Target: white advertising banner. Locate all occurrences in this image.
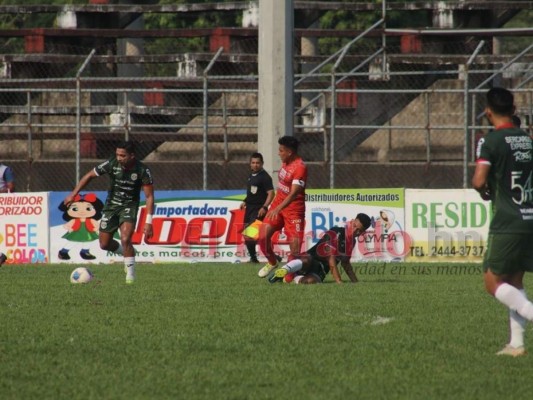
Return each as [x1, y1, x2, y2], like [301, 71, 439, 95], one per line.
[0, 192, 50, 264]
[49, 190, 245, 264]
[49, 189, 406, 264]
[305, 188, 407, 262]
[405, 189, 490, 262]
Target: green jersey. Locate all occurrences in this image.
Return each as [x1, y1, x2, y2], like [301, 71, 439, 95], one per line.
[94, 157, 153, 208]
[476, 125, 533, 233]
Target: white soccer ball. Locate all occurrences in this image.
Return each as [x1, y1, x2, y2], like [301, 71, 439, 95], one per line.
[70, 267, 94, 284]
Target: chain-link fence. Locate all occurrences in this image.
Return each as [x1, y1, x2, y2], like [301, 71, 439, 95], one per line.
[0, 28, 532, 192]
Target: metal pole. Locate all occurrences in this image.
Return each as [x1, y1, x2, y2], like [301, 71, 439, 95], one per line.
[75, 49, 96, 183]
[471, 94, 478, 161]
[464, 41, 485, 188]
[475, 42, 532, 89]
[222, 92, 228, 162]
[124, 92, 130, 141]
[202, 47, 224, 190]
[424, 92, 430, 163]
[330, 72, 336, 189]
[26, 92, 32, 192]
[295, 18, 385, 86]
[382, 0, 387, 77]
[294, 48, 383, 117]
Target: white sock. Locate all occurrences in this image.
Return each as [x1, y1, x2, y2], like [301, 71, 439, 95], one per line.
[114, 242, 124, 256]
[509, 289, 527, 348]
[495, 283, 533, 321]
[124, 257, 135, 279]
[283, 259, 303, 274]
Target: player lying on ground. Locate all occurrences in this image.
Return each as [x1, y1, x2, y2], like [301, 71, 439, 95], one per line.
[269, 213, 371, 284]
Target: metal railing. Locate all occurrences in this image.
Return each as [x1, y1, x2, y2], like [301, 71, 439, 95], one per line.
[0, 48, 532, 192]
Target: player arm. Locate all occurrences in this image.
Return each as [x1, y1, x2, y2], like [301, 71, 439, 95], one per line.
[258, 189, 276, 218]
[328, 255, 344, 284]
[264, 189, 275, 209]
[340, 258, 358, 283]
[64, 169, 98, 205]
[472, 162, 491, 200]
[142, 184, 155, 239]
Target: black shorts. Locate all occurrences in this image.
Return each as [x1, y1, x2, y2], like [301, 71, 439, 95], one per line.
[306, 258, 328, 282]
[244, 204, 262, 225]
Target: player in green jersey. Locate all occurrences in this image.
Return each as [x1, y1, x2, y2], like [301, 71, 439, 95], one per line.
[472, 87, 533, 357]
[64, 141, 155, 284]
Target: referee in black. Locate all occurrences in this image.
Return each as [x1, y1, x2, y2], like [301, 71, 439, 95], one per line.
[240, 153, 275, 263]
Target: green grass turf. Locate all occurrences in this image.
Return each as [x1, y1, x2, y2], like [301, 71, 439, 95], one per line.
[1, 262, 533, 400]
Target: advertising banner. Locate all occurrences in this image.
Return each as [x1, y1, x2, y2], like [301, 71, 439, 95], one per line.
[49, 190, 244, 263]
[0, 192, 50, 264]
[49, 188, 406, 264]
[305, 188, 406, 262]
[405, 189, 490, 262]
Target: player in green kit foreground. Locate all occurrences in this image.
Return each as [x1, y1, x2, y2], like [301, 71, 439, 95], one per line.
[472, 87, 533, 357]
[64, 141, 155, 284]
[269, 213, 371, 284]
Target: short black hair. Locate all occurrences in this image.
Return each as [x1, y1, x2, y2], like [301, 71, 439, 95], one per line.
[487, 87, 514, 116]
[250, 152, 264, 162]
[278, 136, 299, 152]
[356, 213, 371, 231]
[117, 140, 135, 154]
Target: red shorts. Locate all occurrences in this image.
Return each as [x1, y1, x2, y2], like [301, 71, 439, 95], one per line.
[263, 207, 305, 242]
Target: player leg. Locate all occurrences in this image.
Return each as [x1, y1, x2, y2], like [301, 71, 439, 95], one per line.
[487, 270, 531, 356]
[269, 254, 311, 283]
[285, 209, 305, 262]
[245, 239, 259, 263]
[257, 218, 283, 277]
[294, 259, 326, 284]
[484, 234, 533, 356]
[98, 208, 123, 254]
[506, 271, 527, 352]
[289, 259, 325, 284]
[244, 206, 260, 263]
[116, 206, 139, 284]
[98, 231, 116, 251]
[119, 220, 136, 284]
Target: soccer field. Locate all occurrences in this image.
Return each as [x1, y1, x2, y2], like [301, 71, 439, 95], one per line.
[1, 262, 532, 400]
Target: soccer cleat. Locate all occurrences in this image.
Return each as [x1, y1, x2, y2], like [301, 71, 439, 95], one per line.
[0, 252, 6, 266]
[258, 262, 278, 278]
[249, 256, 260, 264]
[125, 264, 135, 284]
[496, 345, 526, 357]
[275, 254, 283, 263]
[268, 268, 288, 283]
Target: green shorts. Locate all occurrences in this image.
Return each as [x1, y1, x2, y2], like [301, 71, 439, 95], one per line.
[483, 233, 533, 275]
[99, 204, 139, 234]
